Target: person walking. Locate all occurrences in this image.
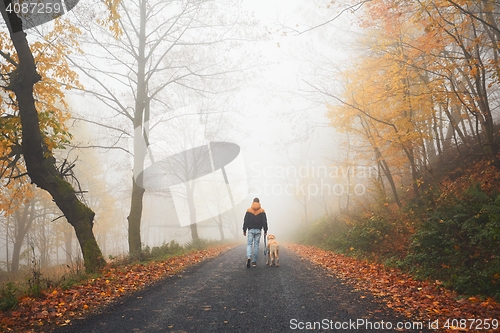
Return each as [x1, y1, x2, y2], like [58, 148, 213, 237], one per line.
[243, 197, 268, 268]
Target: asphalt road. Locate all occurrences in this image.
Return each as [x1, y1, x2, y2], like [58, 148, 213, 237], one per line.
[52, 244, 427, 333]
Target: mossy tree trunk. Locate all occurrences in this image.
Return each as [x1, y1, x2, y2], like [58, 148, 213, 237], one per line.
[1, 2, 106, 273]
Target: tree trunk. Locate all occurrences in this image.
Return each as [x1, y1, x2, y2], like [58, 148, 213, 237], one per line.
[127, 178, 145, 259]
[64, 226, 73, 265]
[127, 127, 147, 258]
[187, 183, 199, 241]
[190, 223, 199, 241]
[1, 4, 106, 273]
[5, 217, 10, 273]
[401, 145, 420, 199]
[218, 215, 225, 241]
[11, 200, 33, 274]
[376, 149, 402, 207]
[38, 204, 49, 269]
[127, 0, 148, 257]
[360, 118, 402, 207]
[11, 230, 23, 275]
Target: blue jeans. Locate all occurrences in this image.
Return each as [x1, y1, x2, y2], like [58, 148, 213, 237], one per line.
[246, 229, 261, 262]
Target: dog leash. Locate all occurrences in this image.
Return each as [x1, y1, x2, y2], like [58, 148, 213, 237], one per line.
[264, 233, 268, 256]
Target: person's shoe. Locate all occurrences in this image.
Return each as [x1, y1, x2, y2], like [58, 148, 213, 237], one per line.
[246, 258, 251, 268]
[252, 262, 257, 267]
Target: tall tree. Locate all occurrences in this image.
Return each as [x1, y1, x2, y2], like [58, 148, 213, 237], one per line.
[414, 0, 500, 166]
[69, 0, 259, 257]
[0, 9, 106, 272]
[9, 190, 35, 274]
[323, 0, 500, 208]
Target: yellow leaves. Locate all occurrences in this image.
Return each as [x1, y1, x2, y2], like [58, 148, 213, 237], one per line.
[0, 21, 82, 217]
[0, 15, 78, 178]
[327, 0, 499, 202]
[0, 182, 34, 215]
[98, 0, 122, 38]
[327, 46, 425, 165]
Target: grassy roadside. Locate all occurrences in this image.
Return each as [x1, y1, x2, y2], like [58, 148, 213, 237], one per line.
[0, 241, 237, 333]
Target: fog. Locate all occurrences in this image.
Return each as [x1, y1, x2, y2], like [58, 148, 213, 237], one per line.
[1, 0, 361, 269]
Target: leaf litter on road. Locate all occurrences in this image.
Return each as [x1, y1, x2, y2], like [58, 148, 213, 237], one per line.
[0, 244, 235, 333]
[288, 244, 500, 332]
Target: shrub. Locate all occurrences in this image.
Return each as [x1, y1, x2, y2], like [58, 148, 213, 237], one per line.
[143, 240, 184, 260]
[296, 215, 348, 250]
[299, 208, 412, 261]
[26, 253, 43, 298]
[0, 282, 18, 311]
[404, 185, 500, 299]
[184, 238, 222, 252]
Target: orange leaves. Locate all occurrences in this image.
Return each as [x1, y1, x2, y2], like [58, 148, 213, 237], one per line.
[288, 244, 500, 327]
[440, 158, 500, 200]
[0, 18, 79, 192]
[0, 244, 234, 332]
[329, 0, 500, 205]
[31, 22, 81, 154]
[97, 0, 122, 38]
[0, 181, 34, 216]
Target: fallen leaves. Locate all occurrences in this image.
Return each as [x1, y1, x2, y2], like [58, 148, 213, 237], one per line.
[0, 244, 235, 333]
[288, 244, 500, 332]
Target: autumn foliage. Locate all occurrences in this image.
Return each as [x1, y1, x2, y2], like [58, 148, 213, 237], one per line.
[0, 3, 107, 272]
[316, 0, 500, 303]
[299, 159, 500, 300]
[0, 20, 81, 166]
[0, 20, 79, 214]
[328, 0, 500, 204]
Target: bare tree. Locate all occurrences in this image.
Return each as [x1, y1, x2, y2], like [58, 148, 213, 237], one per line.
[141, 104, 245, 242]
[9, 195, 36, 274]
[68, 0, 259, 257]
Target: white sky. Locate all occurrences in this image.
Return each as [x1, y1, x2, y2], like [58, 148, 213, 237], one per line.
[208, 0, 360, 238]
[15, 0, 361, 247]
[110, 0, 357, 242]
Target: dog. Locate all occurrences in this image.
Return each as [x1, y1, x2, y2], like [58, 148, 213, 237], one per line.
[266, 234, 279, 267]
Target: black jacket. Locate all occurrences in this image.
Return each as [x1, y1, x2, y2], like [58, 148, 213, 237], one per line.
[243, 202, 268, 232]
